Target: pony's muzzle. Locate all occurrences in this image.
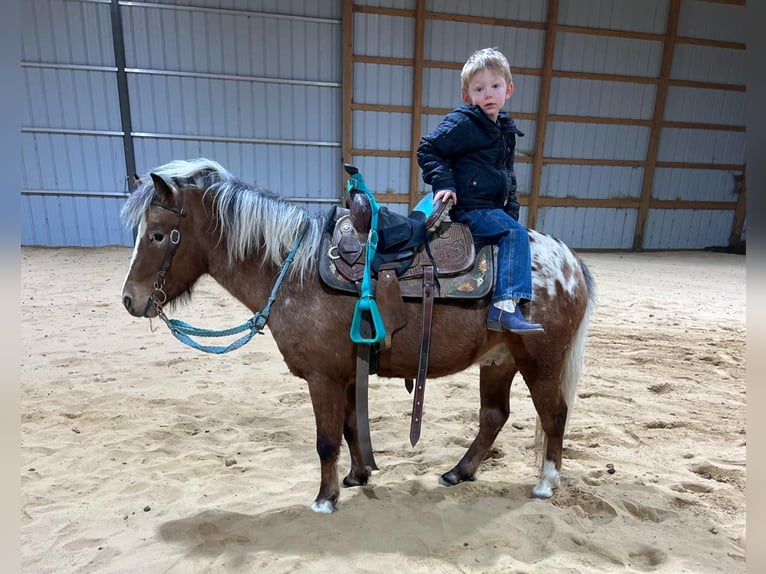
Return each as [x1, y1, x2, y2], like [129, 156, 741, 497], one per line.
[122, 292, 156, 318]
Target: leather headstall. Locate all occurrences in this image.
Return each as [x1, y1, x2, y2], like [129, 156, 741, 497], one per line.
[149, 190, 186, 312]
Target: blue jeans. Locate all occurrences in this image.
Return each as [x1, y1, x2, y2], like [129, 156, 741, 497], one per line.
[451, 208, 533, 303]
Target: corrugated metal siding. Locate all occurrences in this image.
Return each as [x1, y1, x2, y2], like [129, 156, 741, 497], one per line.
[22, 0, 343, 247]
[122, 1, 343, 203]
[643, 209, 734, 249]
[541, 166, 645, 199]
[537, 207, 637, 249]
[22, 0, 127, 247]
[424, 20, 546, 66]
[559, 0, 668, 32]
[23, 0, 746, 250]
[677, 0, 746, 43]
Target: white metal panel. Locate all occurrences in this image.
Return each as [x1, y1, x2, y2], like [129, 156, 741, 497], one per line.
[348, 156, 412, 196]
[143, 0, 341, 19]
[652, 168, 741, 202]
[545, 122, 650, 160]
[559, 0, 668, 33]
[354, 13, 415, 58]
[128, 75, 340, 142]
[133, 139, 342, 207]
[657, 128, 745, 165]
[664, 86, 745, 125]
[643, 209, 734, 249]
[542, 165, 645, 199]
[22, 0, 114, 65]
[677, 0, 746, 43]
[24, 68, 124, 131]
[549, 77, 657, 119]
[670, 44, 745, 85]
[425, 20, 546, 68]
[123, 5, 340, 82]
[354, 63, 414, 107]
[353, 110, 412, 151]
[21, 194, 132, 247]
[21, 133, 126, 195]
[536, 207, 638, 249]
[554, 31, 663, 77]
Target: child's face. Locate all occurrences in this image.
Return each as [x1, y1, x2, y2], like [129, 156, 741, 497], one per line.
[461, 69, 514, 122]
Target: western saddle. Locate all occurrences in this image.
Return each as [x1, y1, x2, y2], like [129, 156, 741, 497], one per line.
[318, 165, 494, 468]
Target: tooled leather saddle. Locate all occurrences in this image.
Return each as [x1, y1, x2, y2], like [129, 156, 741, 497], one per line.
[318, 166, 494, 463]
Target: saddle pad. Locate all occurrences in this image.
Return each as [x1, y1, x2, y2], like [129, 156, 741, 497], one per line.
[319, 235, 494, 300]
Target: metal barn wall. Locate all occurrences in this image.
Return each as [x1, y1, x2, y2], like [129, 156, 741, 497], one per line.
[21, 0, 132, 246]
[344, 0, 746, 249]
[21, 0, 343, 246]
[22, 0, 746, 250]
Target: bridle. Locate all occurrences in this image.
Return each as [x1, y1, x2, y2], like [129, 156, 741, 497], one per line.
[148, 191, 185, 315]
[139, 184, 307, 354]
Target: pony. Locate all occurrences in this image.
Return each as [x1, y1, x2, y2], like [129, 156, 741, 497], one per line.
[120, 158, 595, 514]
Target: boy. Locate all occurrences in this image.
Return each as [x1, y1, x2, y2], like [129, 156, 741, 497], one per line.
[417, 47, 543, 334]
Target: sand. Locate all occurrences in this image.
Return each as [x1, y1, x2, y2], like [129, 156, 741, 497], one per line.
[21, 246, 746, 573]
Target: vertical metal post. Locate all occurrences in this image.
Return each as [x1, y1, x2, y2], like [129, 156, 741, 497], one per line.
[110, 0, 137, 194]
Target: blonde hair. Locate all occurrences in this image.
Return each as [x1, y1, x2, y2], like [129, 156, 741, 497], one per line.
[460, 47, 513, 93]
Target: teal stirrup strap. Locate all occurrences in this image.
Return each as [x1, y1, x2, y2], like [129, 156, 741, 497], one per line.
[347, 170, 386, 344]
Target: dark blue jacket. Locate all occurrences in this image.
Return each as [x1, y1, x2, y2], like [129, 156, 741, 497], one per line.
[417, 104, 524, 220]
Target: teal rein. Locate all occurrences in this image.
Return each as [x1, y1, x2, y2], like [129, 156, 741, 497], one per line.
[156, 226, 307, 354]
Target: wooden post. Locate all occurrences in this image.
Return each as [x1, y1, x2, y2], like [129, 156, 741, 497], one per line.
[729, 169, 746, 247]
[407, 0, 426, 209]
[342, 0, 354, 202]
[632, 0, 680, 251]
[526, 0, 558, 230]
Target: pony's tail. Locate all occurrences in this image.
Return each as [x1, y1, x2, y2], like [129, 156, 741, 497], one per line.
[534, 259, 596, 467]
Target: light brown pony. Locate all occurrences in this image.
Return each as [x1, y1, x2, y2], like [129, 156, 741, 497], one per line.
[121, 158, 595, 514]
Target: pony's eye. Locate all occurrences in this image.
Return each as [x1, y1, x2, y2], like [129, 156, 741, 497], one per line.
[151, 232, 165, 243]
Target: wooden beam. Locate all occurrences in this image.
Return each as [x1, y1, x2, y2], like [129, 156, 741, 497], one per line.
[408, 0, 426, 209]
[426, 11, 545, 30]
[533, 197, 737, 210]
[730, 169, 746, 246]
[557, 24, 664, 42]
[353, 5, 414, 17]
[699, 0, 744, 6]
[668, 78, 746, 92]
[342, 0, 353, 170]
[655, 160, 745, 170]
[543, 158, 646, 167]
[633, 0, 680, 251]
[527, 0, 557, 230]
[350, 148, 409, 158]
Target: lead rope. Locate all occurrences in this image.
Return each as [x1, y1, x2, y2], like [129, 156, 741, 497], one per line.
[155, 226, 307, 354]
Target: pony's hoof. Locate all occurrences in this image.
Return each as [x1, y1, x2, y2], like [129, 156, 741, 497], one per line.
[439, 471, 475, 487]
[311, 499, 337, 514]
[531, 483, 554, 499]
[343, 474, 368, 488]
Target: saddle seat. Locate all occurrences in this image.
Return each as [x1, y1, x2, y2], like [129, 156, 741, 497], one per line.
[320, 204, 493, 301]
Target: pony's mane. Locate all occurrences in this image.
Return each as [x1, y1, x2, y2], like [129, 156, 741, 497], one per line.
[121, 158, 324, 278]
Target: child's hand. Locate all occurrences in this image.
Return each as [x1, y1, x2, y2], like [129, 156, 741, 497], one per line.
[433, 189, 457, 205]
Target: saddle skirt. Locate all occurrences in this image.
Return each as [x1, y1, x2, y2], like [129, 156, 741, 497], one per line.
[319, 209, 494, 300]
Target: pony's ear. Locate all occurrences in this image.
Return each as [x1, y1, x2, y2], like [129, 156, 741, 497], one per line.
[150, 173, 179, 207]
